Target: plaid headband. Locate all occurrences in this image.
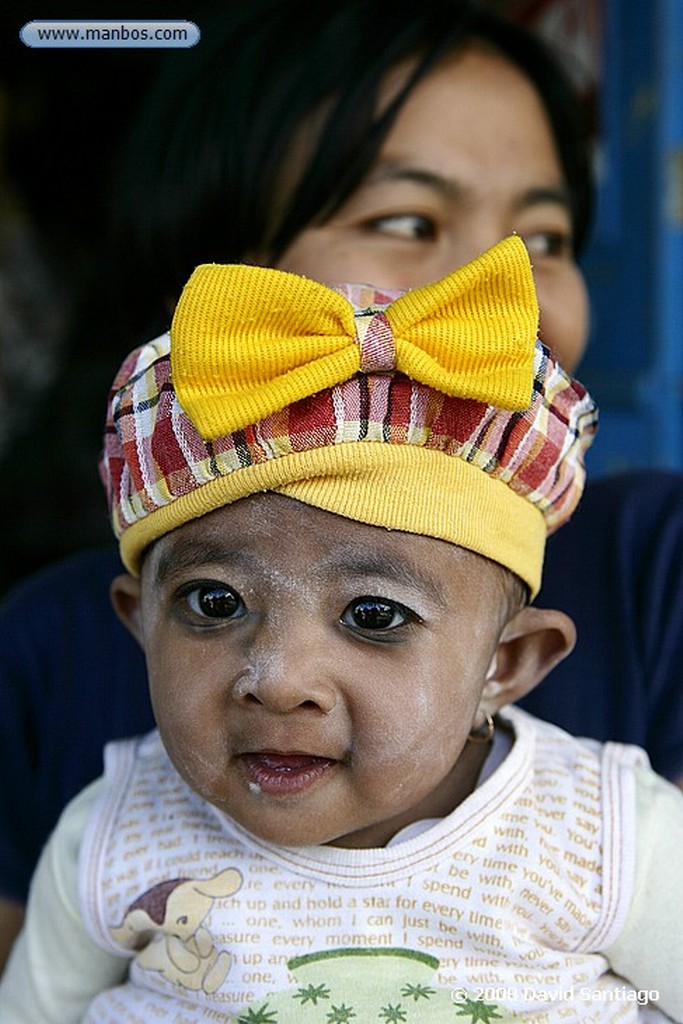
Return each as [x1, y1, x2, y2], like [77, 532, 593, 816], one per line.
[100, 236, 597, 596]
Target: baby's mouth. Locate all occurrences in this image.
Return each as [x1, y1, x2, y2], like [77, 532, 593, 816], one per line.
[240, 752, 337, 795]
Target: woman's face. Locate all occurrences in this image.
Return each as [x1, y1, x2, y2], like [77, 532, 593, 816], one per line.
[277, 44, 589, 372]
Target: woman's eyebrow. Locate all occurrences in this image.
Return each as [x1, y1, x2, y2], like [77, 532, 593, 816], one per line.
[365, 162, 572, 216]
[365, 160, 462, 203]
[514, 184, 572, 215]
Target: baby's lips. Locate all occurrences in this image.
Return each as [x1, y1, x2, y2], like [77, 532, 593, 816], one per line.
[243, 752, 336, 772]
[240, 751, 338, 794]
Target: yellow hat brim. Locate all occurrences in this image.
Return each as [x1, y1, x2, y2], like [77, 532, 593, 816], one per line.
[120, 441, 545, 596]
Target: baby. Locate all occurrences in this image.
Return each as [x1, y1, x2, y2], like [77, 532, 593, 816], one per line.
[1, 236, 681, 1023]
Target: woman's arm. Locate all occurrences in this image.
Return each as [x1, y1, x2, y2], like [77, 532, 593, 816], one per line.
[0, 780, 129, 1023]
[605, 763, 683, 1021]
[0, 898, 24, 976]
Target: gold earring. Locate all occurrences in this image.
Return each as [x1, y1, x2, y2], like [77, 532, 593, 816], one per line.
[468, 712, 495, 744]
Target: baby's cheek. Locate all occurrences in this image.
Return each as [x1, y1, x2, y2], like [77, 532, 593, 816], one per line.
[161, 726, 232, 808]
[150, 643, 225, 715]
[150, 664, 229, 774]
[359, 680, 468, 781]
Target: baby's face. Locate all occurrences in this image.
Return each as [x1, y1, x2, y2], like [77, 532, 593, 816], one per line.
[133, 493, 510, 848]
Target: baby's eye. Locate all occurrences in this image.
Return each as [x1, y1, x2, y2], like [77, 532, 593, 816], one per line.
[365, 213, 436, 240]
[183, 584, 245, 620]
[522, 230, 573, 260]
[340, 596, 415, 633]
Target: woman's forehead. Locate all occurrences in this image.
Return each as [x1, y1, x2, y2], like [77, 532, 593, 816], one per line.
[375, 44, 562, 178]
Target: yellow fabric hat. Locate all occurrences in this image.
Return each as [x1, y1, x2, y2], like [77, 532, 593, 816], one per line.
[100, 236, 598, 596]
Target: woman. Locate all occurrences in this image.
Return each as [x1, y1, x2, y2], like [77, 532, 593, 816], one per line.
[2, 0, 682, 972]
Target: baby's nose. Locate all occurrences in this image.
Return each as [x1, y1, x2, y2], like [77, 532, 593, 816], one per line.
[231, 641, 337, 715]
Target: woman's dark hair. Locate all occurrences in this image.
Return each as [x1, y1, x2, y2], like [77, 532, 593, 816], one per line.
[110, 0, 593, 337]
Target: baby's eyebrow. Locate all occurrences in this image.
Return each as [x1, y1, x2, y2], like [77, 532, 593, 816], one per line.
[153, 538, 250, 585]
[320, 549, 448, 608]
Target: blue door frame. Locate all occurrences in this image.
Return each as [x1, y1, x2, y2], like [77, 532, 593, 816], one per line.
[579, 0, 683, 477]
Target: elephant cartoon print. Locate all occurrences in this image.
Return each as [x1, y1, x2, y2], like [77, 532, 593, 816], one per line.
[110, 867, 243, 995]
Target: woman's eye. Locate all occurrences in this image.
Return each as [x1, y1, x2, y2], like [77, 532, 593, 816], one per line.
[341, 596, 415, 633]
[522, 230, 573, 259]
[183, 584, 245, 620]
[365, 214, 436, 240]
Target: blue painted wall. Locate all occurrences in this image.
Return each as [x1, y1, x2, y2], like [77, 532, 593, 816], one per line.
[578, 0, 683, 476]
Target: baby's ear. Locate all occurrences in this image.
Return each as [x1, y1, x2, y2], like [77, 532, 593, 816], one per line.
[480, 607, 576, 713]
[110, 574, 144, 647]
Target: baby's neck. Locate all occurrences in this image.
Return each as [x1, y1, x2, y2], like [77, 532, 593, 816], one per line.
[328, 731, 498, 851]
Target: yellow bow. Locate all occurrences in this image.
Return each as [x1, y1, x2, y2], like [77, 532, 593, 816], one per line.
[171, 235, 539, 440]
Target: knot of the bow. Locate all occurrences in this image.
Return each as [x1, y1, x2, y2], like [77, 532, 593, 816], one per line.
[354, 310, 396, 373]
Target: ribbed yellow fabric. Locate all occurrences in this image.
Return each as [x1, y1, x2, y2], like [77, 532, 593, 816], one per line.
[121, 442, 546, 597]
[386, 237, 538, 397]
[171, 235, 538, 440]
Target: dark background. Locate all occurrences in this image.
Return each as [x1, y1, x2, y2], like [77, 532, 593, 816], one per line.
[0, 2, 193, 594]
[2, 1, 681, 598]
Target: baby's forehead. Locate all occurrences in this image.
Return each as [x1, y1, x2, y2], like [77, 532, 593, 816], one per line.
[145, 492, 504, 604]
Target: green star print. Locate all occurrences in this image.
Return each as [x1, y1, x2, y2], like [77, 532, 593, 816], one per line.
[325, 1005, 356, 1023]
[237, 1005, 279, 1024]
[293, 982, 331, 1006]
[378, 1004, 409, 1022]
[454, 995, 503, 1022]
